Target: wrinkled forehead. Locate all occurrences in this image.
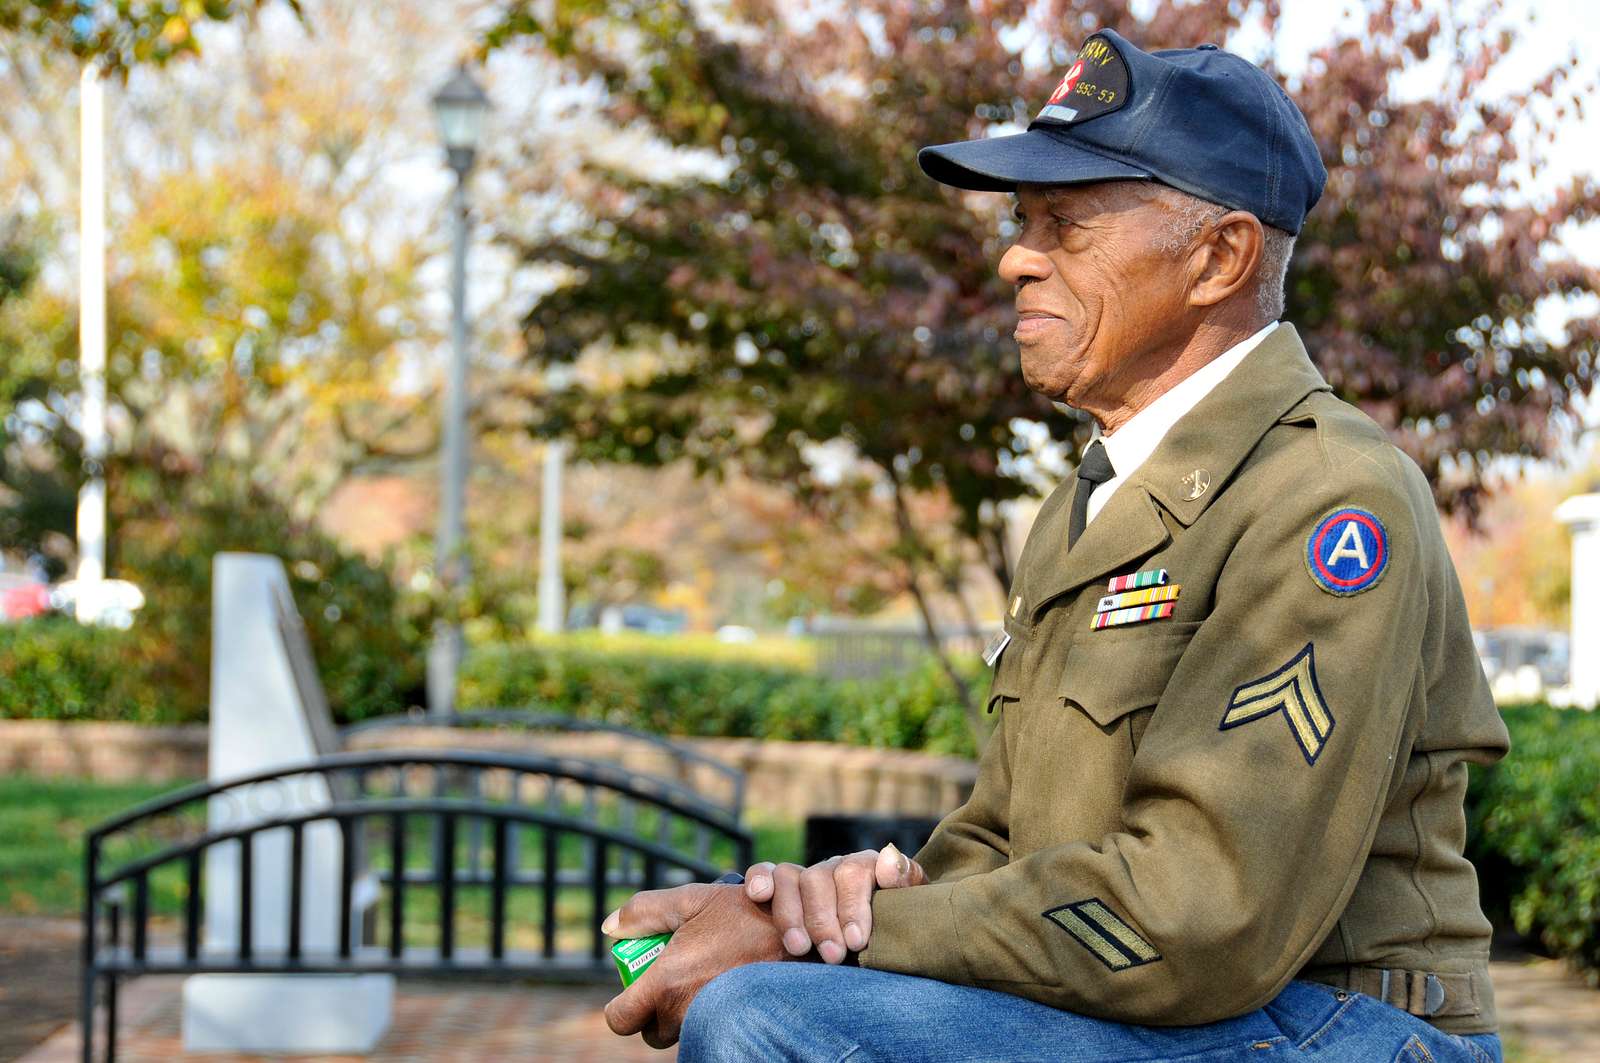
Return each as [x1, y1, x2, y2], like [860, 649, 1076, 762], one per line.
[1014, 180, 1165, 214]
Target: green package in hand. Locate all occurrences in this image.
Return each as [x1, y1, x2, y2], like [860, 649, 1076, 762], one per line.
[612, 932, 671, 987]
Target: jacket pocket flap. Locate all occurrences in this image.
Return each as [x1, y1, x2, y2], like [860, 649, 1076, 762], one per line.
[1060, 622, 1198, 727]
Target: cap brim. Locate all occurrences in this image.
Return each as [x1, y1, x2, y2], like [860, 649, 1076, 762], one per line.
[917, 128, 1151, 192]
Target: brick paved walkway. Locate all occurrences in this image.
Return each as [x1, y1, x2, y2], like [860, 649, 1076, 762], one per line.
[1489, 949, 1600, 1062]
[19, 977, 668, 1063]
[0, 918, 78, 1063]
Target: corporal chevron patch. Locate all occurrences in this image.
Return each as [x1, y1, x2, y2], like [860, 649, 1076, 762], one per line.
[1219, 643, 1335, 765]
[1043, 898, 1161, 971]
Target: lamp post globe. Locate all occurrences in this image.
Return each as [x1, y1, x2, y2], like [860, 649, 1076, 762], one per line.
[432, 65, 490, 175]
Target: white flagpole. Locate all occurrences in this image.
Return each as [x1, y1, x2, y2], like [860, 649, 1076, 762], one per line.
[75, 62, 108, 623]
[536, 440, 565, 634]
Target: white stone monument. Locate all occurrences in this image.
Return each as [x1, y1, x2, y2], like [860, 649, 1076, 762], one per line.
[1555, 493, 1600, 709]
[182, 553, 393, 1053]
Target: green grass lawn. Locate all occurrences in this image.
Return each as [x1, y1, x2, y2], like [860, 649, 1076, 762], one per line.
[0, 774, 183, 916]
[0, 773, 803, 923]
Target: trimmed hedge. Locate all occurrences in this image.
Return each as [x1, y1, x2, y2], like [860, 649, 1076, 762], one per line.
[0, 617, 172, 723]
[460, 638, 982, 758]
[0, 625, 981, 756]
[0, 457, 424, 724]
[0, 596, 417, 726]
[1466, 705, 1600, 982]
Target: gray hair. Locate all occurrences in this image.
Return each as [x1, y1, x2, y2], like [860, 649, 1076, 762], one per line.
[1149, 186, 1295, 321]
[1255, 225, 1295, 320]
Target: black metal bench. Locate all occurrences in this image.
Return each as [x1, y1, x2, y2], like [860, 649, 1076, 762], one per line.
[80, 748, 753, 1062]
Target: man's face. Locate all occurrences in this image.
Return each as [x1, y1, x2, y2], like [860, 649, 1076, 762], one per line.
[1000, 182, 1197, 415]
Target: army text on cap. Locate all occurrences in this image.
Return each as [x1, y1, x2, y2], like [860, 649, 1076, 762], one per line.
[1034, 34, 1131, 128]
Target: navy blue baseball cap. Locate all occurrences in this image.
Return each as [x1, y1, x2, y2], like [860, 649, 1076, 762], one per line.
[919, 29, 1326, 234]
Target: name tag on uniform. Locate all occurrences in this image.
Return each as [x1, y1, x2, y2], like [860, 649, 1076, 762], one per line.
[982, 630, 1011, 667]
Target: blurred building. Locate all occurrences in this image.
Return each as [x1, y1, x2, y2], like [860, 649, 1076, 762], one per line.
[1473, 626, 1571, 705]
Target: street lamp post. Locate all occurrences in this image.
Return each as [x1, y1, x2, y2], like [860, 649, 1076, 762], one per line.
[427, 66, 490, 717]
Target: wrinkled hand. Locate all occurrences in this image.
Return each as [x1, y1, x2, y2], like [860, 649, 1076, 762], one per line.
[601, 882, 785, 1049]
[745, 843, 927, 964]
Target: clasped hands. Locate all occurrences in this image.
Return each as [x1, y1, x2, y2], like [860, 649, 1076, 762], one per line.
[602, 844, 928, 1047]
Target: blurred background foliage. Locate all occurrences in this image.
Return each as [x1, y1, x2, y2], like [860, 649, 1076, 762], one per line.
[1467, 706, 1600, 983]
[0, 452, 424, 722]
[0, 0, 299, 72]
[461, 635, 979, 754]
[476, 0, 1599, 724]
[0, 0, 1595, 733]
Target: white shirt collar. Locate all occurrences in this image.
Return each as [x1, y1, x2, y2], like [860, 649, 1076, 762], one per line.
[1084, 322, 1277, 524]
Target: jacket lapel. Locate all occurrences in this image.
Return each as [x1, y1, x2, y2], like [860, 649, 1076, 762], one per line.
[1018, 473, 1171, 623]
[1138, 323, 1330, 526]
[1025, 324, 1331, 618]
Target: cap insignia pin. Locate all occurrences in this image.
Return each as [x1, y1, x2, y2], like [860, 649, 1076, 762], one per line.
[1180, 469, 1210, 502]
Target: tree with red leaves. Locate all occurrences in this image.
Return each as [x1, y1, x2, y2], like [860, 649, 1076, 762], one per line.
[484, 0, 1598, 728]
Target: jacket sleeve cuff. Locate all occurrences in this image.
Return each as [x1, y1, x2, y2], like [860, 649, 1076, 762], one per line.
[856, 881, 974, 985]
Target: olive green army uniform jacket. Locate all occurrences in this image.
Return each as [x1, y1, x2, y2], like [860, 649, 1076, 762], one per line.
[858, 324, 1510, 1035]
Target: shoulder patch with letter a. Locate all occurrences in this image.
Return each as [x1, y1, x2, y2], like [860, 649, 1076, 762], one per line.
[1219, 643, 1334, 765]
[1306, 507, 1389, 595]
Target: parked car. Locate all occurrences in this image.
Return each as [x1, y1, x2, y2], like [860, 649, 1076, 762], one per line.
[0, 575, 51, 621]
[1474, 626, 1570, 703]
[568, 601, 689, 636]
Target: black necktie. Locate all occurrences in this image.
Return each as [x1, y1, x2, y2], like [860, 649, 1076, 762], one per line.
[1069, 440, 1116, 549]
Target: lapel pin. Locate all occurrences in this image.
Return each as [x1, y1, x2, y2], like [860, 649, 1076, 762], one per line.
[1180, 468, 1210, 502]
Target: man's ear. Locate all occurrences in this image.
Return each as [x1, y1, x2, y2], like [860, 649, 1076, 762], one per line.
[1187, 211, 1264, 308]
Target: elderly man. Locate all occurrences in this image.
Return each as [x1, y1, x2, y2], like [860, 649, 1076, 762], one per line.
[602, 28, 1509, 1062]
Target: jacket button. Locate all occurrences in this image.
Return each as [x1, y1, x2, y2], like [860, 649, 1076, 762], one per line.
[1334, 990, 1350, 1001]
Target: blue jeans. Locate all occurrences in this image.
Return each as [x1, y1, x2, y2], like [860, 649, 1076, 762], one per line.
[679, 963, 1504, 1062]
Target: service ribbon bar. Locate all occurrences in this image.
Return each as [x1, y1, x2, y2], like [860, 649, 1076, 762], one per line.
[1106, 569, 1168, 594]
[1096, 584, 1181, 614]
[1091, 601, 1176, 631]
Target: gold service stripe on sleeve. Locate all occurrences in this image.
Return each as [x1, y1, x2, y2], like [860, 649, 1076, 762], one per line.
[1078, 901, 1160, 962]
[1050, 908, 1134, 970]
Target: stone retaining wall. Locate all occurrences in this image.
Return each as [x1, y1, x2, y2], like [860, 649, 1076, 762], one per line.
[0, 720, 975, 821]
[2, 721, 208, 784]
